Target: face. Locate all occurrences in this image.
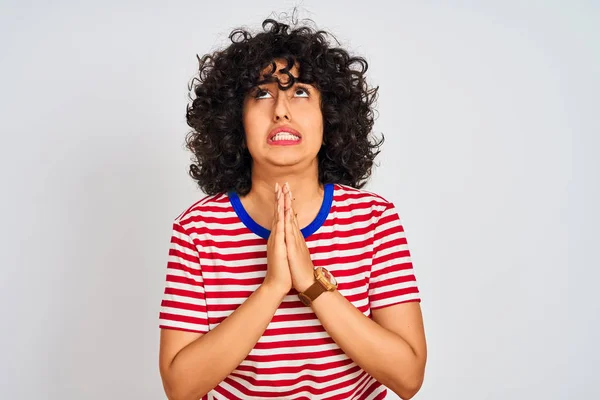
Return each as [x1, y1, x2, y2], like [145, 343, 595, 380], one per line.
[242, 59, 323, 170]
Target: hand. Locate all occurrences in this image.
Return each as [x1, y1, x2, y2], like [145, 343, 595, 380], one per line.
[282, 182, 316, 293]
[263, 182, 292, 296]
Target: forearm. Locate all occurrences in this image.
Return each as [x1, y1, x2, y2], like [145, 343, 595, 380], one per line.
[310, 290, 424, 399]
[165, 284, 286, 400]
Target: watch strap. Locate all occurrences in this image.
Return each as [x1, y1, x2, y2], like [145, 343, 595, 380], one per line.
[302, 280, 328, 303]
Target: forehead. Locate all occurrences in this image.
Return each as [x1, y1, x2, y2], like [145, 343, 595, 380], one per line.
[258, 59, 300, 83]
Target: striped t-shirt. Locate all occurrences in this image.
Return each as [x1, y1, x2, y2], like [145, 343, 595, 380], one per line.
[158, 182, 421, 400]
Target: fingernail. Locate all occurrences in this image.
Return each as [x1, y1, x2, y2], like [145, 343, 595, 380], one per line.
[275, 182, 279, 193]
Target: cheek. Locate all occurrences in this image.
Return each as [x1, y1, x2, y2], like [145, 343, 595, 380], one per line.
[298, 106, 323, 130]
[242, 110, 264, 142]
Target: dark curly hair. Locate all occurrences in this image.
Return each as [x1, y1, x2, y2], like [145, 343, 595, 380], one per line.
[185, 12, 384, 196]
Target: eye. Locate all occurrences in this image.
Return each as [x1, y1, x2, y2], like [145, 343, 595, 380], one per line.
[252, 85, 311, 99]
[254, 88, 271, 99]
[294, 86, 310, 97]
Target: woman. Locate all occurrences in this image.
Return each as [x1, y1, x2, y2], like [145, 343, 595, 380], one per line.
[158, 15, 427, 400]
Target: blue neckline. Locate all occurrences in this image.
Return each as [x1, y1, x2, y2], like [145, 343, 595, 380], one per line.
[228, 183, 334, 240]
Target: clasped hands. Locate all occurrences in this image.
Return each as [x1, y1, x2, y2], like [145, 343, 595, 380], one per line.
[265, 182, 316, 295]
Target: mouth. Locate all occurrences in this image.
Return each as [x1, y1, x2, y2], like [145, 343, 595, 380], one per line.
[267, 126, 302, 146]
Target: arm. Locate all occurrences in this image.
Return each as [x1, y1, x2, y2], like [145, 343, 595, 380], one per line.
[286, 192, 426, 399]
[298, 290, 426, 399]
[161, 185, 293, 399]
[159, 283, 287, 400]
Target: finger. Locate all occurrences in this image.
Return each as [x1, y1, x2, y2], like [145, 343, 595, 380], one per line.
[285, 201, 295, 241]
[285, 183, 291, 215]
[292, 207, 299, 229]
[285, 184, 293, 225]
[273, 182, 279, 224]
[288, 187, 298, 228]
[288, 189, 299, 230]
[282, 182, 288, 212]
[277, 184, 285, 236]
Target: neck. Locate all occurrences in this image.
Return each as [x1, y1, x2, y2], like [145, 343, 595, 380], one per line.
[243, 164, 324, 216]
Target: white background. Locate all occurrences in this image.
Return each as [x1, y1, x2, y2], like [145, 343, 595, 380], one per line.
[1, 1, 598, 399]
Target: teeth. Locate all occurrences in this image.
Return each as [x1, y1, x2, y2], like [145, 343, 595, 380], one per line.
[272, 132, 300, 141]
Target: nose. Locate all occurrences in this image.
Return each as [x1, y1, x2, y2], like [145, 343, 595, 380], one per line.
[273, 90, 291, 122]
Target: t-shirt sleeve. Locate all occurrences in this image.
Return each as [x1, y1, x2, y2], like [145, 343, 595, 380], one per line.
[369, 202, 421, 309]
[158, 221, 209, 334]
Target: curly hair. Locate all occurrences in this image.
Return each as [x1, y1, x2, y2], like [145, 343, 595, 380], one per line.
[184, 13, 384, 196]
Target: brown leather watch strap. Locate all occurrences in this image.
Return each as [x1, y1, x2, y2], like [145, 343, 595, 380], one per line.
[303, 280, 327, 302]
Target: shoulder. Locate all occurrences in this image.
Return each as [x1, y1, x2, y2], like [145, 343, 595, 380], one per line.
[334, 183, 395, 216]
[172, 191, 231, 229]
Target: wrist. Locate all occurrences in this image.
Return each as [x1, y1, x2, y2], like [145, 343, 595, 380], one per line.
[261, 281, 290, 299]
[296, 276, 316, 293]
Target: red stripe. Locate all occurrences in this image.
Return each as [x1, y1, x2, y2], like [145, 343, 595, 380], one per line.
[158, 312, 207, 326]
[201, 236, 267, 249]
[163, 287, 205, 300]
[252, 336, 334, 350]
[230, 364, 361, 387]
[168, 247, 199, 264]
[259, 324, 327, 337]
[373, 251, 411, 267]
[166, 260, 202, 276]
[199, 249, 267, 262]
[203, 276, 264, 286]
[160, 299, 206, 313]
[158, 325, 206, 334]
[370, 298, 421, 310]
[371, 261, 413, 279]
[373, 235, 408, 255]
[243, 348, 344, 363]
[370, 286, 420, 302]
[166, 274, 203, 288]
[370, 273, 417, 288]
[170, 233, 197, 251]
[236, 357, 354, 375]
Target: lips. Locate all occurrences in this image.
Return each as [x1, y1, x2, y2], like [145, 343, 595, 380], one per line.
[268, 125, 302, 141]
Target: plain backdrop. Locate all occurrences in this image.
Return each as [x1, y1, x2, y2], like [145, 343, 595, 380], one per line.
[1, 1, 598, 399]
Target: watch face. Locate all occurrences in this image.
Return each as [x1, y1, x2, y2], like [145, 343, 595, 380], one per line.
[322, 268, 337, 286]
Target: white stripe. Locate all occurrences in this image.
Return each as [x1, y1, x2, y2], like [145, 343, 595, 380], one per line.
[159, 306, 206, 319]
[233, 361, 357, 380]
[202, 270, 266, 280]
[370, 292, 420, 309]
[370, 263, 414, 282]
[164, 267, 203, 282]
[247, 342, 342, 357]
[255, 331, 339, 343]
[208, 284, 262, 292]
[238, 352, 351, 369]
[165, 280, 204, 293]
[162, 293, 205, 306]
[158, 320, 206, 332]
[369, 280, 418, 295]
[200, 257, 268, 267]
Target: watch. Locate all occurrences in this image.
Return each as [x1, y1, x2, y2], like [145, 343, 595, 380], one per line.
[298, 267, 338, 306]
